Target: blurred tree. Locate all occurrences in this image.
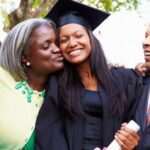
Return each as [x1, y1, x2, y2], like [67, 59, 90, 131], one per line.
[87, 0, 138, 12]
[1, 0, 138, 32]
[2, 0, 56, 32]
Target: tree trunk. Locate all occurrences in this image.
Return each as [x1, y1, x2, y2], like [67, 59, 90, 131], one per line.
[4, 0, 84, 32]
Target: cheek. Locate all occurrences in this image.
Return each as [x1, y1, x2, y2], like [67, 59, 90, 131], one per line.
[86, 42, 92, 53]
[61, 52, 68, 60]
[60, 50, 68, 60]
[85, 36, 91, 48]
[59, 45, 67, 54]
[36, 53, 52, 63]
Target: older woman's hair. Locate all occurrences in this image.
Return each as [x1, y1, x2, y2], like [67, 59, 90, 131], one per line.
[0, 18, 56, 81]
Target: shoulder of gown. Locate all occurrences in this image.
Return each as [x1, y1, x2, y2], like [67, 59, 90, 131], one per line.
[111, 67, 143, 121]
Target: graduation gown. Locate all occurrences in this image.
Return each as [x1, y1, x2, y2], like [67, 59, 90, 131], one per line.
[35, 68, 143, 150]
[134, 77, 150, 150]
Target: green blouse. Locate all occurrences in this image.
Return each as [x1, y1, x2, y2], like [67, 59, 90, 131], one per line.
[0, 66, 44, 150]
[22, 132, 35, 150]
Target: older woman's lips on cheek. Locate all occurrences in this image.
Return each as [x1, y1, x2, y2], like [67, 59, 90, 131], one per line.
[55, 56, 64, 62]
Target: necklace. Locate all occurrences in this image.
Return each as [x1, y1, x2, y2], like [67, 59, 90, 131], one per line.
[15, 80, 45, 103]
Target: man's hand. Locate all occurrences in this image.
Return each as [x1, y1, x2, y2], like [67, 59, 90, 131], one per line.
[135, 63, 146, 76]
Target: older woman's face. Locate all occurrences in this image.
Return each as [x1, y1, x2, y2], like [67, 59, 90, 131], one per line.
[58, 23, 91, 64]
[23, 25, 64, 75]
[143, 25, 150, 62]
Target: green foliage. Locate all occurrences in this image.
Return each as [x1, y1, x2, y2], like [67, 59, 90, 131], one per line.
[1, 9, 10, 32]
[0, 0, 6, 3]
[32, 0, 43, 9]
[31, 0, 51, 17]
[0, 0, 15, 21]
[88, 0, 95, 3]
[40, 1, 52, 18]
[0, 0, 140, 35]
[86, 0, 139, 12]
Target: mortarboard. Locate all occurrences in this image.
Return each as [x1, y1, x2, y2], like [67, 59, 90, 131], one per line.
[46, 0, 110, 31]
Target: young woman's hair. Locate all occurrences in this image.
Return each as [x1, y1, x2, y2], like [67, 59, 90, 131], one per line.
[58, 28, 127, 119]
[0, 18, 56, 81]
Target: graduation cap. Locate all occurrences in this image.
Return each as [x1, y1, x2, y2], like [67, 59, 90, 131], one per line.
[46, 0, 110, 31]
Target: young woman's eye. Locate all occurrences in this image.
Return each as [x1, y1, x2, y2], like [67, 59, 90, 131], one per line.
[59, 38, 68, 43]
[43, 42, 50, 50]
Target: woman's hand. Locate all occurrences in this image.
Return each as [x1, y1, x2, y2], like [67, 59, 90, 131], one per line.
[114, 123, 140, 150]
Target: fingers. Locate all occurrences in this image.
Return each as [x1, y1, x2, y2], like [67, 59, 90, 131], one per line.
[115, 127, 140, 150]
[143, 62, 150, 73]
[115, 134, 129, 150]
[135, 63, 146, 76]
[121, 122, 127, 128]
[122, 126, 140, 141]
[135, 62, 150, 76]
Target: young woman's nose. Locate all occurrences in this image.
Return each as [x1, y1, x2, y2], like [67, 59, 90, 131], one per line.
[68, 37, 77, 48]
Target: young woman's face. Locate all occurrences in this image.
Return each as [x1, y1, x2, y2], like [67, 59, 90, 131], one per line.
[58, 23, 91, 64]
[143, 24, 150, 62]
[22, 25, 64, 75]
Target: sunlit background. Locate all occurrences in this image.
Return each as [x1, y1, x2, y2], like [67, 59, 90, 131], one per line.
[95, 0, 150, 68]
[95, 11, 146, 68]
[0, 0, 150, 68]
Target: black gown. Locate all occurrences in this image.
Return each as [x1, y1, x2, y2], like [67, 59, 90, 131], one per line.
[35, 68, 143, 150]
[134, 76, 150, 150]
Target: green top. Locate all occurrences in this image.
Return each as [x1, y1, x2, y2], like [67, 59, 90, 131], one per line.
[22, 132, 35, 150]
[0, 66, 44, 150]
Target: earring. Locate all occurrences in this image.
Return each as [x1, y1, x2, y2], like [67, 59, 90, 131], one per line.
[26, 62, 31, 66]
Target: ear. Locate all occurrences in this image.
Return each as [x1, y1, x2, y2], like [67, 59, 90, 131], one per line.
[21, 54, 30, 63]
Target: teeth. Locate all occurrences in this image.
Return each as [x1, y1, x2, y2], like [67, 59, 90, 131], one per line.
[69, 49, 82, 56]
[144, 52, 150, 56]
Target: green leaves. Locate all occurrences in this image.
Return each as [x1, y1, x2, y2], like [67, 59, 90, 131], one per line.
[32, 0, 43, 9]
[86, 0, 138, 12]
